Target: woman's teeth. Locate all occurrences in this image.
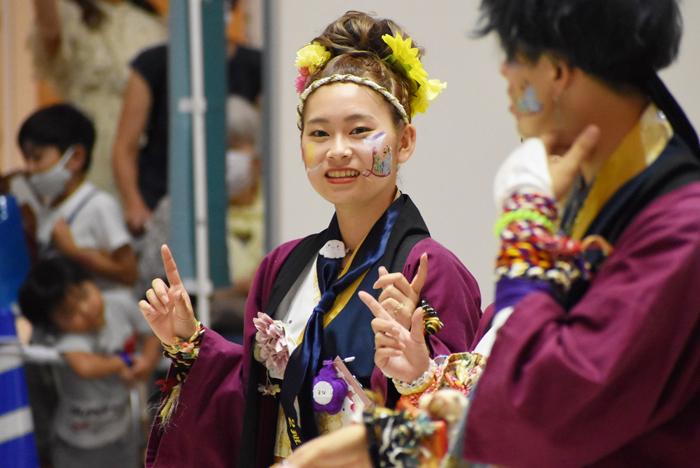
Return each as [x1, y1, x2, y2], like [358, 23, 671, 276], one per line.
[326, 170, 360, 178]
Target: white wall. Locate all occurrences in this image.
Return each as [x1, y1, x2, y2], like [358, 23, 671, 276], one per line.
[266, 1, 700, 304]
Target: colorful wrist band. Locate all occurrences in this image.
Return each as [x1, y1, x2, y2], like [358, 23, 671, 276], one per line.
[119, 352, 133, 368]
[494, 209, 556, 238]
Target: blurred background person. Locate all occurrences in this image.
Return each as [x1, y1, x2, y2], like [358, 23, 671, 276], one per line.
[209, 95, 264, 341]
[31, 0, 166, 199]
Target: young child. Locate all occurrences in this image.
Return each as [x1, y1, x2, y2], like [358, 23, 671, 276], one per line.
[18, 256, 162, 468]
[17, 103, 138, 290]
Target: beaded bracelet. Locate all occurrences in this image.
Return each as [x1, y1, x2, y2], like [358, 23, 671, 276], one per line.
[392, 359, 438, 396]
[503, 192, 558, 220]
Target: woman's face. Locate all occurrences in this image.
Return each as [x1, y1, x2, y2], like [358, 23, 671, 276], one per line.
[300, 82, 409, 210]
[501, 54, 559, 139]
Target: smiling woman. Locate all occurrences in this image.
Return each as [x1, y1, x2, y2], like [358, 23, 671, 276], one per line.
[137, 10, 483, 468]
[300, 82, 414, 222]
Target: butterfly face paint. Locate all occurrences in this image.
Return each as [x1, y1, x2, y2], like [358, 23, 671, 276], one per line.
[515, 82, 542, 115]
[361, 132, 392, 178]
[302, 142, 323, 173]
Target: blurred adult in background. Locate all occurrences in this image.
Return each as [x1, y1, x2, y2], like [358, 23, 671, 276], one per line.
[112, 0, 260, 238]
[31, 0, 166, 199]
[209, 95, 264, 338]
[112, 42, 168, 237]
[112, 0, 262, 305]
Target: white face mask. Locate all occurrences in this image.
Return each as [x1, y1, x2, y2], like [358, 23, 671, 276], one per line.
[28, 146, 75, 202]
[226, 149, 253, 199]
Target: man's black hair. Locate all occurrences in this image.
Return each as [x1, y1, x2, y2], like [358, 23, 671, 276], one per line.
[18, 256, 92, 332]
[17, 104, 96, 172]
[476, 0, 682, 88]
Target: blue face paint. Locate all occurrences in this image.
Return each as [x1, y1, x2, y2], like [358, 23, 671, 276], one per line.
[361, 132, 392, 178]
[516, 85, 542, 115]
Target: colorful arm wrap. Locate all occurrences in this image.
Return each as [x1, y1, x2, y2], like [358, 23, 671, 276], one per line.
[363, 407, 440, 468]
[155, 322, 206, 428]
[494, 192, 583, 296]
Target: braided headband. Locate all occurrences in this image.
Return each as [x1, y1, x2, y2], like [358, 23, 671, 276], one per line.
[297, 74, 409, 130]
[295, 35, 446, 130]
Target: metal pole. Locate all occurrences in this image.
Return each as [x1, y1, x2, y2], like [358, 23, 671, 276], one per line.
[188, 0, 211, 327]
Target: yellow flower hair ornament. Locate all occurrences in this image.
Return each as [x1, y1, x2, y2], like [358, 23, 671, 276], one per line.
[382, 33, 447, 117]
[295, 42, 331, 93]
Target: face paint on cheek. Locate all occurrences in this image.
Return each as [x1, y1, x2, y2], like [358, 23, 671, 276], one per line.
[515, 83, 543, 115]
[302, 143, 322, 173]
[361, 132, 392, 178]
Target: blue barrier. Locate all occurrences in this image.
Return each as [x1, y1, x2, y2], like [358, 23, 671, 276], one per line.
[0, 193, 39, 467]
[0, 306, 39, 468]
[0, 195, 31, 307]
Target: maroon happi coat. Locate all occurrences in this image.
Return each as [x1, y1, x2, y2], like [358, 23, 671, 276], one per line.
[464, 141, 700, 466]
[146, 205, 482, 467]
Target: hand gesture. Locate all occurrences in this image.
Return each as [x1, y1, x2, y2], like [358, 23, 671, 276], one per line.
[139, 244, 198, 344]
[360, 291, 431, 383]
[374, 253, 428, 330]
[542, 124, 600, 200]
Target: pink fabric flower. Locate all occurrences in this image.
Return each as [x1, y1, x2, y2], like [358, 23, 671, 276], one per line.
[295, 68, 310, 94]
[253, 312, 294, 377]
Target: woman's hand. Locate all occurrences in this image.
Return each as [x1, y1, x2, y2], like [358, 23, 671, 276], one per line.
[270, 424, 372, 468]
[360, 291, 431, 383]
[374, 253, 428, 330]
[138, 245, 199, 344]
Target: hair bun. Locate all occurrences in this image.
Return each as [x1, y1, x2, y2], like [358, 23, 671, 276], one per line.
[315, 11, 424, 63]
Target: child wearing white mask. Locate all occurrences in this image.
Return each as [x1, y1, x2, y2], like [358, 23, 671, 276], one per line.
[18, 104, 138, 292]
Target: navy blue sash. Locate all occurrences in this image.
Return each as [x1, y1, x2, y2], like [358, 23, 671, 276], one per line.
[237, 194, 430, 467]
[280, 196, 403, 447]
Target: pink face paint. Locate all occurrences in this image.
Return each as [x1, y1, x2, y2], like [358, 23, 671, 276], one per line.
[515, 83, 542, 115]
[361, 132, 392, 178]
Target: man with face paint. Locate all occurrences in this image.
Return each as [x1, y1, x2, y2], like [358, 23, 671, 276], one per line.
[266, 1, 700, 467]
[18, 104, 139, 290]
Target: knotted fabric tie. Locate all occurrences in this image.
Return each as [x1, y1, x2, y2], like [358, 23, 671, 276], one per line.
[280, 196, 403, 447]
